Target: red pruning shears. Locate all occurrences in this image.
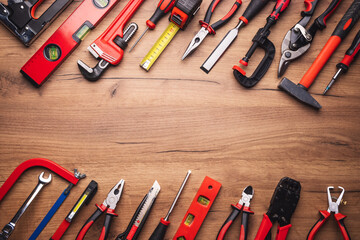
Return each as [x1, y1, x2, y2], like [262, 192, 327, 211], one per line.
[181, 0, 242, 59]
[217, 186, 254, 240]
[76, 180, 125, 240]
[307, 186, 350, 240]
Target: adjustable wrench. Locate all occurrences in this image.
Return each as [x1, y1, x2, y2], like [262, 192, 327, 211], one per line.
[0, 172, 52, 240]
[78, 0, 145, 81]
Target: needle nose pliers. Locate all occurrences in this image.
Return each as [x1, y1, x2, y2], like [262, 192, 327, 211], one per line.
[307, 186, 351, 240]
[182, 0, 242, 60]
[217, 185, 254, 240]
[76, 179, 125, 240]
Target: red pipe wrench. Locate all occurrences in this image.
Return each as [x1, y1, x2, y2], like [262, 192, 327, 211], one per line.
[78, 0, 145, 81]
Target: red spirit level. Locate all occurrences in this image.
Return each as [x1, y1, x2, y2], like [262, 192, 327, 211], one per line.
[0, 0, 73, 46]
[173, 176, 221, 240]
[20, 0, 121, 87]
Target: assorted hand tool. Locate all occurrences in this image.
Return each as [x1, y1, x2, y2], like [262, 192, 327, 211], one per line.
[76, 179, 125, 240]
[116, 181, 161, 240]
[77, 0, 146, 82]
[181, 0, 242, 60]
[51, 180, 98, 240]
[307, 186, 350, 240]
[278, 0, 342, 78]
[129, 0, 176, 52]
[140, 0, 203, 71]
[20, 0, 122, 87]
[232, 0, 291, 88]
[201, 0, 271, 73]
[278, 0, 360, 109]
[173, 176, 221, 240]
[0, 158, 80, 203]
[217, 185, 254, 240]
[323, 29, 360, 95]
[254, 177, 301, 240]
[149, 170, 191, 240]
[29, 169, 86, 240]
[0, 172, 52, 240]
[0, 0, 73, 46]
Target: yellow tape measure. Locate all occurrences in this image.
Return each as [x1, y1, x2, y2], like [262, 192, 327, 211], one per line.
[140, 22, 180, 71]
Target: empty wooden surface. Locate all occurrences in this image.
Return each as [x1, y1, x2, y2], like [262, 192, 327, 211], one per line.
[0, 0, 359, 239]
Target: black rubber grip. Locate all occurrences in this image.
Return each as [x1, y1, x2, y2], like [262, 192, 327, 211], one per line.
[204, 0, 219, 24]
[211, 0, 241, 31]
[240, 211, 250, 240]
[345, 30, 360, 56]
[149, 221, 168, 240]
[314, 0, 341, 30]
[332, 0, 360, 39]
[241, 0, 271, 22]
[102, 214, 114, 240]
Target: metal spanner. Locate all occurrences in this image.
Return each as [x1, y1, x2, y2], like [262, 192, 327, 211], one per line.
[0, 172, 52, 240]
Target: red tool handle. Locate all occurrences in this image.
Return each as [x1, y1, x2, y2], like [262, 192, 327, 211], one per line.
[99, 210, 117, 240]
[0, 158, 78, 202]
[302, 0, 318, 16]
[146, 0, 176, 29]
[275, 224, 291, 240]
[335, 213, 351, 240]
[91, 0, 145, 65]
[306, 210, 330, 240]
[269, 0, 291, 20]
[210, 0, 242, 32]
[239, 206, 253, 240]
[339, 30, 360, 69]
[76, 204, 107, 240]
[298, 0, 360, 89]
[240, 0, 271, 24]
[313, 0, 341, 30]
[216, 204, 241, 240]
[50, 219, 71, 240]
[254, 214, 273, 240]
[203, 0, 224, 24]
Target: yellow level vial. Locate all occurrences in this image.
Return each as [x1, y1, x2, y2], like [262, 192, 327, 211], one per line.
[140, 22, 180, 71]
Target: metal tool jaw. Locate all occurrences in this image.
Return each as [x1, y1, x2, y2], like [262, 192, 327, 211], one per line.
[266, 177, 301, 226]
[327, 186, 345, 214]
[278, 30, 311, 77]
[238, 185, 254, 207]
[77, 23, 138, 82]
[182, 27, 209, 60]
[103, 179, 125, 211]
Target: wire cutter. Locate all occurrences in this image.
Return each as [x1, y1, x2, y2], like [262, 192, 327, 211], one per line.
[254, 177, 301, 240]
[278, 0, 341, 77]
[307, 186, 350, 240]
[76, 179, 125, 240]
[217, 186, 254, 240]
[181, 0, 242, 60]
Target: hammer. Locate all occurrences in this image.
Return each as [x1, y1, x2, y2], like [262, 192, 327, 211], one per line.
[278, 0, 360, 109]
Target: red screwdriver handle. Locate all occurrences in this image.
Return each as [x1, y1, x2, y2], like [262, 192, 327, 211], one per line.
[302, 0, 319, 16]
[299, 0, 360, 89]
[147, 0, 176, 29]
[269, 0, 291, 20]
[339, 30, 360, 69]
[91, 0, 145, 65]
[240, 0, 271, 24]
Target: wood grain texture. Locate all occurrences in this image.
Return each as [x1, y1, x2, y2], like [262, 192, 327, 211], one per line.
[0, 0, 359, 239]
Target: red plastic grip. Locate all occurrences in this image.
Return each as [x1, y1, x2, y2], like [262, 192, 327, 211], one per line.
[275, 224, 291, 240]
[306, 210, 330, 240]
[126, 225, 139, 240]
[334, 213, 350, 240]
[270, 0, 291, 20]
[51, 219, 71, 240]
[76, 221, 94, 240]
[254, 214, 273, 240]
[0, 158, 78, 202]
[303, 0, 316, 13]
[217, 220, 233, 240]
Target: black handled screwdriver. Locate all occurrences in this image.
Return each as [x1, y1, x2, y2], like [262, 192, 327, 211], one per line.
[323, 30, 360, 95]
[148, 170, 191, 240]
[129, 0, 176, 52]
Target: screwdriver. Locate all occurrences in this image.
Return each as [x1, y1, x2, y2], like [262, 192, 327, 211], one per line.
[148, 170, 191, 240]
[129, 0, 176, 52]
[323, 30, 360, 95]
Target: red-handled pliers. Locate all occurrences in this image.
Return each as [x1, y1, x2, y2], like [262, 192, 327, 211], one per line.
[217, 186, 254, 240]
[307, 186, 351, 240]
[181, 0, 242, 59]
[76, 180, 125, 240]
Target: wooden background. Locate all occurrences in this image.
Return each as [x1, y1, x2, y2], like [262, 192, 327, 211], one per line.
[0, 0, 359, 239]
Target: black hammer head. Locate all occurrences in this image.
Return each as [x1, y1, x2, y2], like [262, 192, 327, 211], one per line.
[278, 78, 322, 109]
